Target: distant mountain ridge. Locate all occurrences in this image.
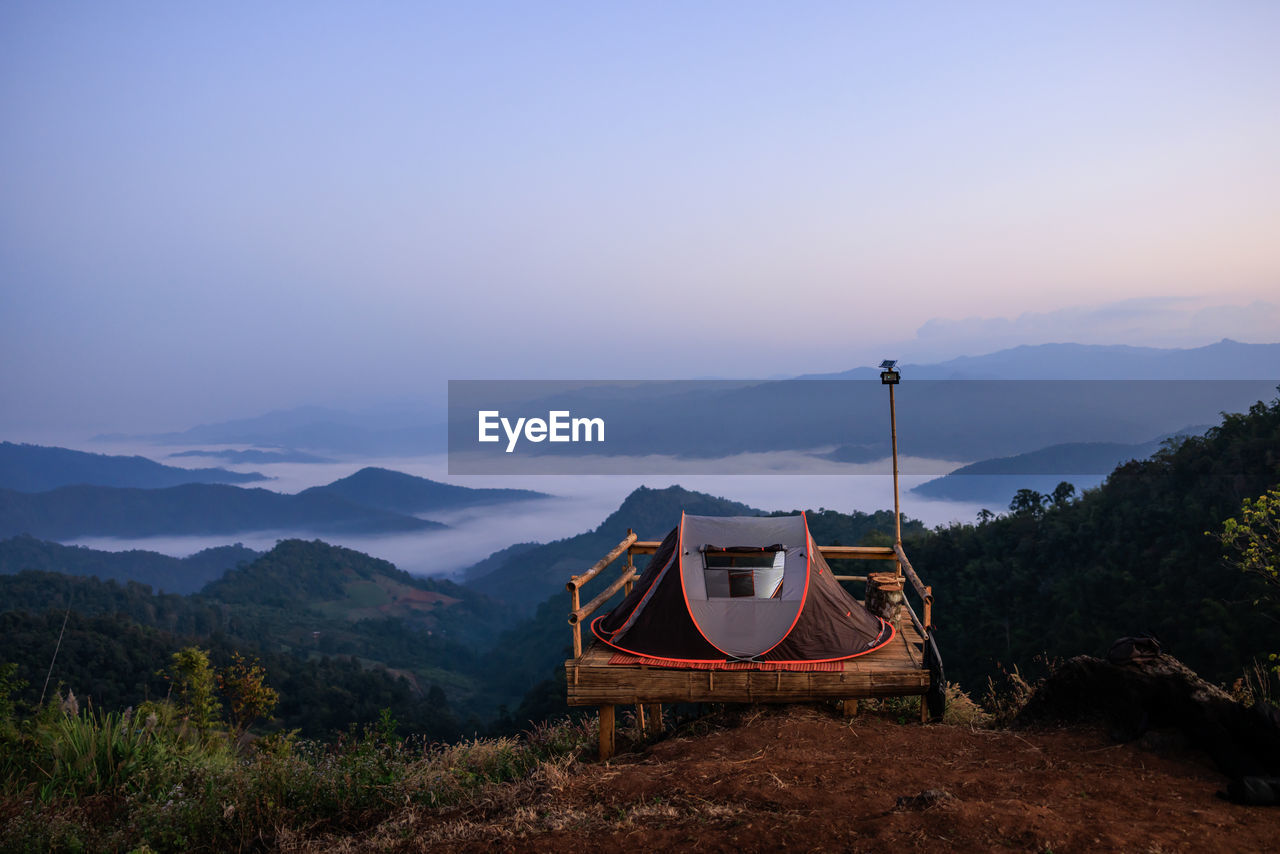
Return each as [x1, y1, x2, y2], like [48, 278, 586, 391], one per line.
[0, 441, 268, 491]
[0, 483, 446, 540]
[92, 341, 1278, 461]
[0, 451, 555, 541]
[0, 535, 258, 594]
[909, 425, 1208, 505]
[800, 339, 1280, 380]
[301, 467, 547, 513]
[169, 448, 331, 464]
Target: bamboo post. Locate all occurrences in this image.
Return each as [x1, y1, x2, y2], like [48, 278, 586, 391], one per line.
[890, 381, 902, 580]
[571, 586, 582, 659]
[598, 705, 615, 760]
[623, 533, 635, 595]
[920, 695, 929, 723]
[841, 699, 858, 717]
[636, 703, 646, 736]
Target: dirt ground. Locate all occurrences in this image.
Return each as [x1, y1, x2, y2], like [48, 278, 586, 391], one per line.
[304, 705, 1280, 853]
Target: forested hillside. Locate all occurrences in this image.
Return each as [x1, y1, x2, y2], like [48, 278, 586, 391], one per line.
[0, 540, 511, 735]
[0, 535, 258, 594]
[909, 391, 1280, 688]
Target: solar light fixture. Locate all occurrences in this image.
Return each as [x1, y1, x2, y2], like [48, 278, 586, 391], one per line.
[879, 359, 900, 385]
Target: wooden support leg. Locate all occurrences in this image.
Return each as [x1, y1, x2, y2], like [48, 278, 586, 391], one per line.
[920, 695, 929, 723]
[646, 703, 663, 735]
[598, 705, 615, 761]
[840, 698, 859, 717]
[636, 702, 646, 736]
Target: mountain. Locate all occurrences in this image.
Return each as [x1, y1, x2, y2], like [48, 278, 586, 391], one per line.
[201, 539, 504, 646]
[0, 441, 267, 491]
[462, 485, 760, 610]
[0, 539, 514, 729]
[0, 482, 445, 540]
[910, 439, 1163, 505]
[0, 535, 258, 594]
[799, 339, 1280, 380]
[169, 448, 331, 463]
[301, 467, 547, 514]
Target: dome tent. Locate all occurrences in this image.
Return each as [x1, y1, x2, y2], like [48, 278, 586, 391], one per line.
[592, 512, 894, 663]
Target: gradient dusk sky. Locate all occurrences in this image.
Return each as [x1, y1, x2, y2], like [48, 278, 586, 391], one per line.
[2, 1, 1278, 436]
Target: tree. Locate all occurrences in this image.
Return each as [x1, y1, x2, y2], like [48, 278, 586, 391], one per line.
[169, 646, 220, 740]
[1211, 486, 1280, 594]
[1049, 481, 1077, 507]
[1009, 489, 1046, 517]
[217, 652, 279, 738]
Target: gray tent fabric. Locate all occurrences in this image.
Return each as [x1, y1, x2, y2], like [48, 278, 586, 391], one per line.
[593, 512, 894, 664]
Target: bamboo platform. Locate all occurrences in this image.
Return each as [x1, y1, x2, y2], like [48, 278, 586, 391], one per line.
[564, 533, 941, 759]
[565, 618, 929, 708]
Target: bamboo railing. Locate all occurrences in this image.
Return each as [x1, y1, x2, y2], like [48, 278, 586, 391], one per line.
[566, 530, 637, 658]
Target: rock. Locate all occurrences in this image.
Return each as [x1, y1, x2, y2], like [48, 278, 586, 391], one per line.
[1015, 653, 1280, 779]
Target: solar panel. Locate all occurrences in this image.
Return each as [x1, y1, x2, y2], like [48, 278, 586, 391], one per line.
[879, 359, 897, 369]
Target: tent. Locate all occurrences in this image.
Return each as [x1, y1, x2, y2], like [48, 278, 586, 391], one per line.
[592, 513, 895, 663]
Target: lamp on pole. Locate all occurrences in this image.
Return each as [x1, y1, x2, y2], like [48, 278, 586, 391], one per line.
[880, 360, 902, 577]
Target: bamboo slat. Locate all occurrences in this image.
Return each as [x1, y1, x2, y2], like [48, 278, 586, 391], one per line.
[821, 546, 897, 559]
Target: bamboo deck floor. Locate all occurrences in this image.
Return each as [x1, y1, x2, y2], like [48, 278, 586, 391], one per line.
[566, 618, 929, 707]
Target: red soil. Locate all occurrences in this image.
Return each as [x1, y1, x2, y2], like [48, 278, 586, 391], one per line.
[379, 705, 1280, 853]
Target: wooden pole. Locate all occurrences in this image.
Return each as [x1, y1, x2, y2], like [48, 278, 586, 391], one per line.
[598, 705, 615, 760]
[646, 703, 663, 735]
[623, 534, 635, 595]
[571, 586, 582, 659]
[636, 703, 646, 736]
[890, 381, 902, 579]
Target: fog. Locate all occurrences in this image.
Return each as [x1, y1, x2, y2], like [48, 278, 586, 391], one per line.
[69, 443, 983, 578]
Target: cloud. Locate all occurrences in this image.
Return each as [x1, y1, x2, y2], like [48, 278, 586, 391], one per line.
[910, 297, 1280, 360]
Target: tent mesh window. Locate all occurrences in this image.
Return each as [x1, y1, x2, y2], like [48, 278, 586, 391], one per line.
[702, 545, 785, 599]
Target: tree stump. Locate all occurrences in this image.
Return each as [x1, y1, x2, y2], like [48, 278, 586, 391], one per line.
[866, 572, 905, 627]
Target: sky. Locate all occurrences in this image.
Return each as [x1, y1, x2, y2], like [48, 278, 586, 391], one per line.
[2, 1, 1278, 437]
